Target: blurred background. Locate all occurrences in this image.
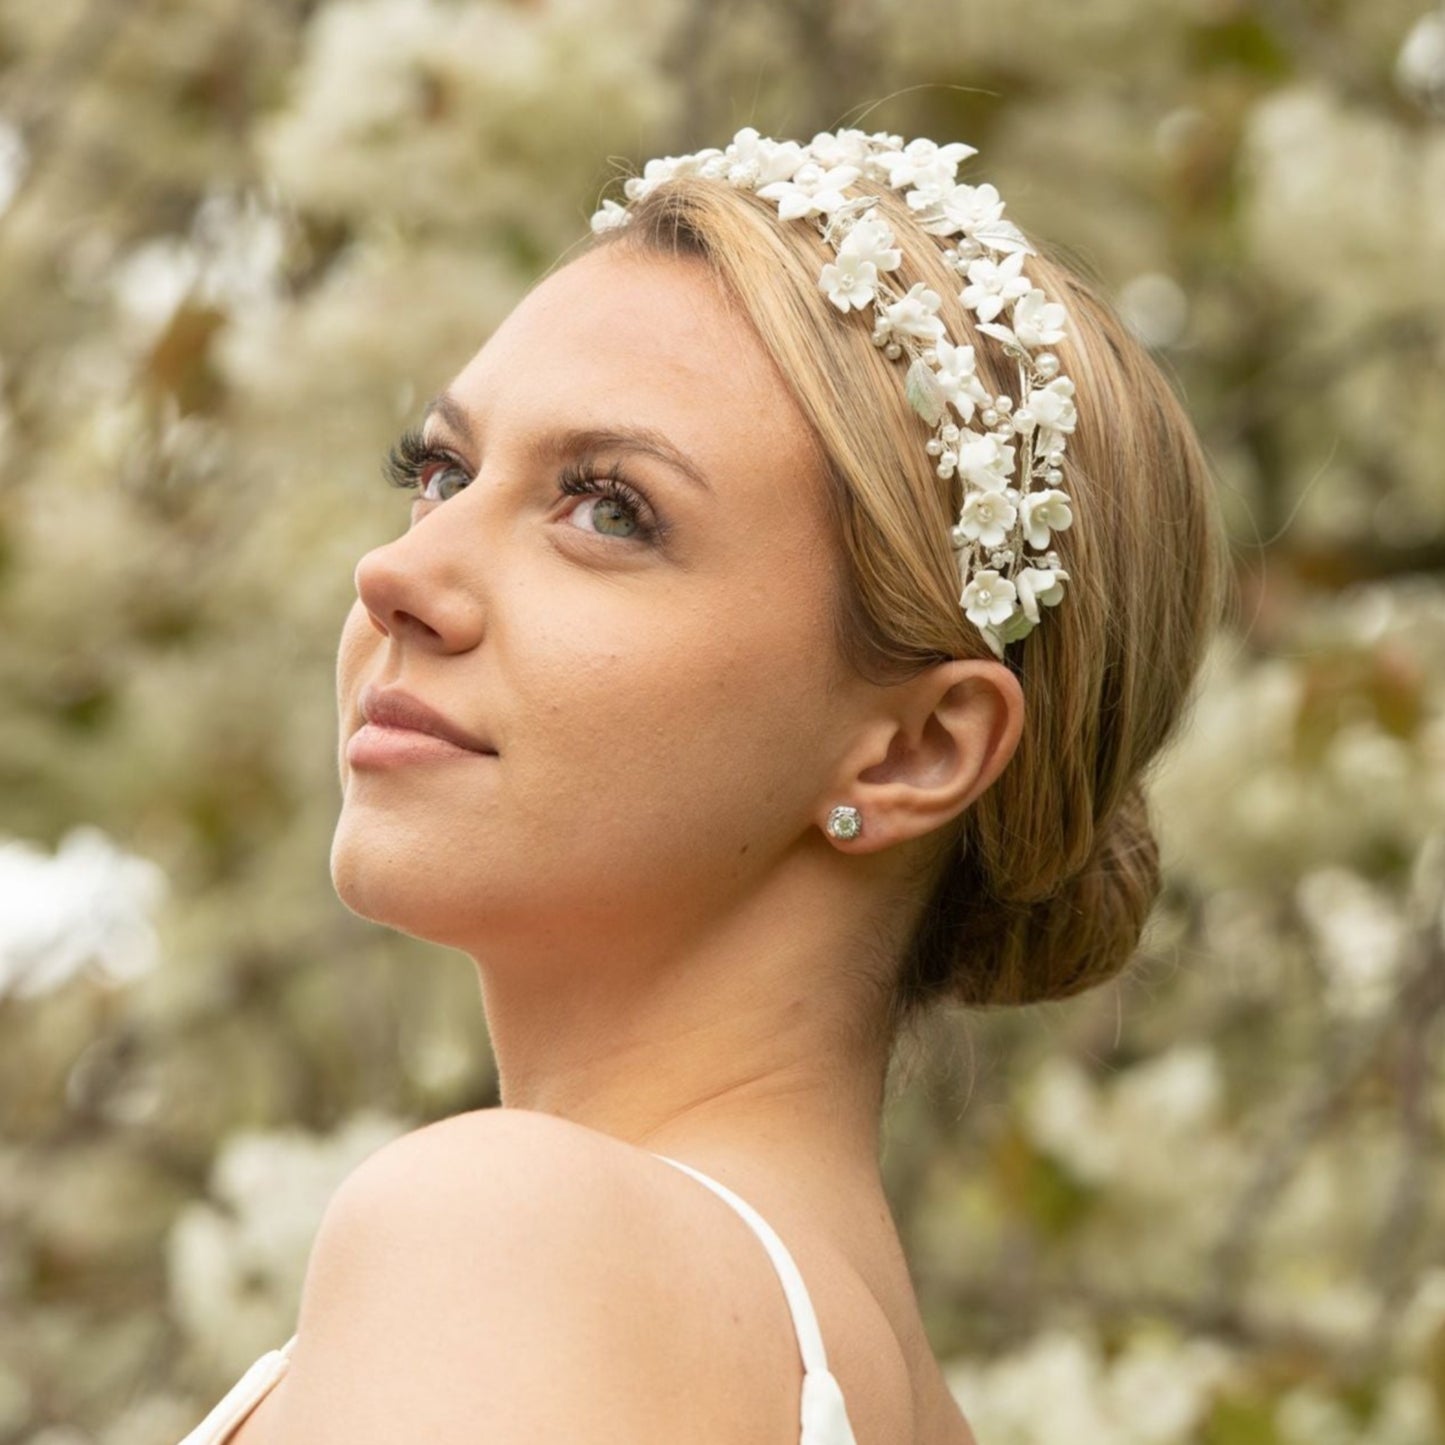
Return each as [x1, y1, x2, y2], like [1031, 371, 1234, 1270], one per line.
[1, 1, 1443, 1442]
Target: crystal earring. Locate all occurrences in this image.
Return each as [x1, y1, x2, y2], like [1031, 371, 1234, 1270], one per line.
[825, 804, 862, 840]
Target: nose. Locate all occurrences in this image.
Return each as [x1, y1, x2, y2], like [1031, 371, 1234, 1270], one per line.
[353, 520, 485, 652]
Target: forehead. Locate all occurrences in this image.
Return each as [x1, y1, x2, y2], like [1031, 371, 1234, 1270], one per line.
[444, 246, 822, 512]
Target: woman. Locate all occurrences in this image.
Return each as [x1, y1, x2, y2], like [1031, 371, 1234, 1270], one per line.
[178, 126, 1232, 1445]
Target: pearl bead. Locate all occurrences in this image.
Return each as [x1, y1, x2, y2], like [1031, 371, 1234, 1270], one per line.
[940, 450, 958, 467]
[981, 408, 999, 427]
[884, 342, 902, 359]
[1045, 468, 1063, 484]
[926, 439, 943, 456]
[1035, 352, 1059, 378]
[941, 424, 960, 443]
[1046, 449, 1064, 466]
[995, 395, 1013, 414]
[937, 460, 955, 478]
[1012, 408, 1035, 430]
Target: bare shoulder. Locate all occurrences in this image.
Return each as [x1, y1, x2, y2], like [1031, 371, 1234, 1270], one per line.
[239, 1107, 804, 1444]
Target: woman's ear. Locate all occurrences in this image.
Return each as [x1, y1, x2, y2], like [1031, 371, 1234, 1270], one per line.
[820, 658, 1023, 852]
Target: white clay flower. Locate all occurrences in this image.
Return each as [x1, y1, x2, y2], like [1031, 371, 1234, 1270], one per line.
[1028, 376, 1078, 434]
[1012, 288, 1069, 346]
[836, 212, 902, 272]
[819, 252, 880, 312]
[623, 154, 691, 202]
[877, 140, 978, 212]
[881, 281, 947, 343]
[956, 431, 1017, 491]
[757, 160, 861, 220]
[1019, 488, 1074, 549]
[1015, 565, 1069, 624]
[723, 126, 806, 189]
[922, 181, 1005, 238]
[961, 569, 1018, 629]
[808, 127, 877, 170]
[960, 251, 1031, 322]
[957, 487, 1019, 549]
[933, 337, 991, 424]
[589, 198, 631, 233]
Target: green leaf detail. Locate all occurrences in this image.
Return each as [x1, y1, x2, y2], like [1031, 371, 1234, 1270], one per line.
[905, 358, 946, 428]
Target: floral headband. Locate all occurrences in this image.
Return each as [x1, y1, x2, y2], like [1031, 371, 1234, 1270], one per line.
[590, 126, 1077, 660]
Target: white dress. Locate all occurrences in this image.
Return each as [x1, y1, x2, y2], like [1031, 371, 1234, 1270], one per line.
[175, 1150, 860, 1444]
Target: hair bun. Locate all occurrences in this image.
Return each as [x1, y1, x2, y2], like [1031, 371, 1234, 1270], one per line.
[900, 782, 1162, 1017]
[984, 782, 1159, 1008]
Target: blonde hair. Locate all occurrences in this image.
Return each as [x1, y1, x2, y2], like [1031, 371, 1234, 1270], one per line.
[586, 170, 1235, 1048]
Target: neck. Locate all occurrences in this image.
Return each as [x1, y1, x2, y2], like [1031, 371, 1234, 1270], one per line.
[465, 854, 904, 1190]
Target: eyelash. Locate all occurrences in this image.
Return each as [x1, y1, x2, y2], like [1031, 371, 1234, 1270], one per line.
[381, 427, 660, 544]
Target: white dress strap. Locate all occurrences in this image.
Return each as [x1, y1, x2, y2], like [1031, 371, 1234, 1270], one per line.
[650, 1152, 859, 1444]
[175, 1335, 297, 1445]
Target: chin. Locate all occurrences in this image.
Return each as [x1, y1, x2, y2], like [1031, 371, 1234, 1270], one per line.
[328, 819, 516, 953]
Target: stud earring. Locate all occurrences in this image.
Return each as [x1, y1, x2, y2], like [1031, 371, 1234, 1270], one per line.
[825, 805, 862, 840]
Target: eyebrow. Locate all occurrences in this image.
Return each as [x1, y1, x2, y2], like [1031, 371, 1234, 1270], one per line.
[421, 392, 713, 495]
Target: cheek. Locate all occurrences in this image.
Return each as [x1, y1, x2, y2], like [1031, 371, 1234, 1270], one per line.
[516, 601, 834, 832]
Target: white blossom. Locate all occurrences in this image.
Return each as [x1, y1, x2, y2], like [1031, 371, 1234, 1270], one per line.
[933, 336, 991, 423]
[1027, 376, 1078, 434]
[956, 431, 1017, 490]
[806, 127, 877, 170]
[961, 567, 1018, 629]
[881, 281, 947, 343]
[0, 826, 168, 1000]
[921, 180, 1005, 239]
[1396, 9, 1445, 112]
[957, 488, 1018, 548]
[756, 159, 861, 220]
[1012, 287, 1070, 346]
[818, 252, 880, 312]
[873, 137, 977, 194]
[960, 250, 1031, 322]
[1015, 564, 1068, 623]
[873, 138, 978, 211]
[721, 125, 806, 188]
[835, 212, 902, 272]
[1020, 487, 1074, 549]
[589, 197, 631, 233]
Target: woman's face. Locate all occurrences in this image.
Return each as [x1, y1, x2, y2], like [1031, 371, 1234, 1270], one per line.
[332, 245, 861, 962]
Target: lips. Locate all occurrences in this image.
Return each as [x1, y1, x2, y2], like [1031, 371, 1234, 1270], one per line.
[357, 683, 496, 754]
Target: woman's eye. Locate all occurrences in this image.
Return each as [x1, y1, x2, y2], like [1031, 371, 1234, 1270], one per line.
[557, 465, 657, 543]
[418, 462, 470, 503]
[382, 429, 471, 501]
